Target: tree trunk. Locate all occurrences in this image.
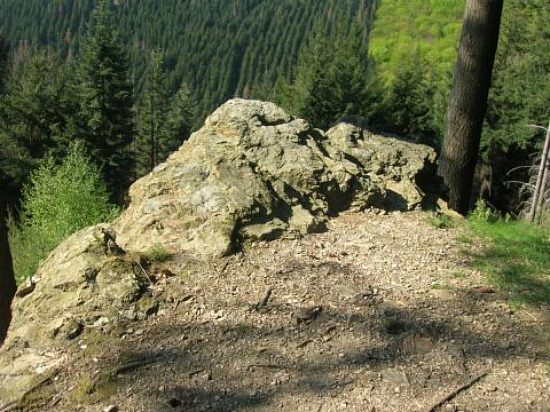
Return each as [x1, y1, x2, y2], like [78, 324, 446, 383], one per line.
[529, 121, 550, 223]
[0, 202, 16, 346]
[439, 0, 504, 215]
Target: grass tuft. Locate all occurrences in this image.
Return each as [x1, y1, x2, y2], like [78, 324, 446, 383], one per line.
[145, 243, 173, 263]
[462, 202, 550, 307]
[427, 213, 455, 229]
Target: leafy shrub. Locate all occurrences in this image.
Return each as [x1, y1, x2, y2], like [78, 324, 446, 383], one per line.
[469, 199, 499, 223]
[8, 143, 118, 282]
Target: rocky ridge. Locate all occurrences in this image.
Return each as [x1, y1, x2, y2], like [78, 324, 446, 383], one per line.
[0, 99, 438, 407]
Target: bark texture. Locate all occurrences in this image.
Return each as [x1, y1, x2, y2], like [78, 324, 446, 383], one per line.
[439, 0, 504, 215]
[0, 202, 16, 346]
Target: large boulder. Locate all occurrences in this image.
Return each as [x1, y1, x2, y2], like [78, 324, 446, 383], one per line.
[114, 99, 388, 257]
[0, 224, 153, 405]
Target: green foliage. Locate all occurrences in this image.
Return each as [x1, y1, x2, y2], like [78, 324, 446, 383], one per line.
[136, 49, 170, 177]
[484, 0, 550, 152]
[366, 1, 463, 146]
[0, 50, 74, 202]
[145, 243, 172, 263]
[370, 0, 464, 85]
[378, 55, 442, 146]
[136, 51, 194, 177]
[278, 22, 372, 130]
[166, 82, 194, 147]
[0, 35, 8, 93]
[470, 200, 500, 223]
[0, 0, 546, 214]
[75, 0, 134, 201]
[463, 201, 550, 307]
[8, 143, 118, 282]
[0, 0, 377, 122]
[427, 213, 454, 230]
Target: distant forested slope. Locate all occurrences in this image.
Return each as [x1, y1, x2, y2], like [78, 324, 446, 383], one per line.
[370, 0, 464, 83]
[0, 0, 546, 152]
[0, 0, 378, 119]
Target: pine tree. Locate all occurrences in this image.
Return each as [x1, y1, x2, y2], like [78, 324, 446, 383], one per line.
[165, 82, 194, 151]
[76, 0, 134, 202]
[136, 54, 194, 177]
[0, 35, 9, 94]
[280, 22, 371, 130]
[136, 50, 170, 177]
[0, 50, 73, 202]
[381, 55, 439, 146]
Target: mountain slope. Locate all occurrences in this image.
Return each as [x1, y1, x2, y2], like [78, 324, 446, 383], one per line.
[0, 0, 378, 118]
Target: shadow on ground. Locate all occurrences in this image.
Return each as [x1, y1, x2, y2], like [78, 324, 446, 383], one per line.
[83, 291, 547, 412]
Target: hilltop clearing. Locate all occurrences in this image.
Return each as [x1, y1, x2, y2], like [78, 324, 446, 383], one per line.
[2, 211, 548, 411]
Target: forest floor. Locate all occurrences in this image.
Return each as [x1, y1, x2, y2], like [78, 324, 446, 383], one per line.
[25, 211, 549, 412]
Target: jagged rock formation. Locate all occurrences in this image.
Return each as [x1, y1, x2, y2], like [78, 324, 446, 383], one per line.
[0, 99, 436, 406]
[325, 122, 438, 211]
[114, 99, 435, 256]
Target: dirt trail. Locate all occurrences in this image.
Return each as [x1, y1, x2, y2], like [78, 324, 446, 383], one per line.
[33, 211, 549, 412]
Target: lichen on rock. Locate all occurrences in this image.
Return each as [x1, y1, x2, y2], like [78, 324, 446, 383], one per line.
[114, 99, 435, 257]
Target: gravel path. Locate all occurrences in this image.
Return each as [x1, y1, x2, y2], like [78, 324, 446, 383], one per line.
[39, 211, 549, 412]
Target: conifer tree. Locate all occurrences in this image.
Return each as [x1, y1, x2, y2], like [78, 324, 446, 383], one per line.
[136, 53, 194, 177]
[0, 50, 72, 201]
[0, 35, 9, 94]
[165, 82, 194, 150]
[382, 55, 439, 146]
[76, 0, 134, 202]
[281, 22, 370, 130]
[136, 50, 169, 176]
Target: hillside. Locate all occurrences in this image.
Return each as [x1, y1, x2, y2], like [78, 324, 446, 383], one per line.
[2, 211, 548, 411]
[1, 99, 548, 412]
[369, 0, 464, 83]
[0, 0, 377, 118]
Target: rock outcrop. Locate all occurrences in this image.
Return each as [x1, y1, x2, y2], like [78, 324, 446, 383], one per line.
[0, 99, 436, 406]
[114, 99, 435, 256]
[325, 122, 437, 210]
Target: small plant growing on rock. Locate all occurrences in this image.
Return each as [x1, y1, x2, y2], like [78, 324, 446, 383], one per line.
[146, 243, 172, 263]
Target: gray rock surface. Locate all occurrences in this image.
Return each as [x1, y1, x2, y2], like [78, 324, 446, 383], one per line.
[115, 99, 435, 256]
[325, 122, 437, 210]
[0, 224, 152, 404]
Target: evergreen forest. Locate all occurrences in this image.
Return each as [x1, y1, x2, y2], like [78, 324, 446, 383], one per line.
[0, 0, 548, 276]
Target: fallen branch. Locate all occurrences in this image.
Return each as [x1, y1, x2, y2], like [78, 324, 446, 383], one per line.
[247, 363, 285, 371]
[132, 259, 154, 285]
[254, 287, 273, 310]
[115, 358, 155, 375]
[427, 371, 488, 412]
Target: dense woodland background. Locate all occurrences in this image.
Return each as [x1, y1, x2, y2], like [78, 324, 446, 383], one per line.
[0, 0, 548, 280]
